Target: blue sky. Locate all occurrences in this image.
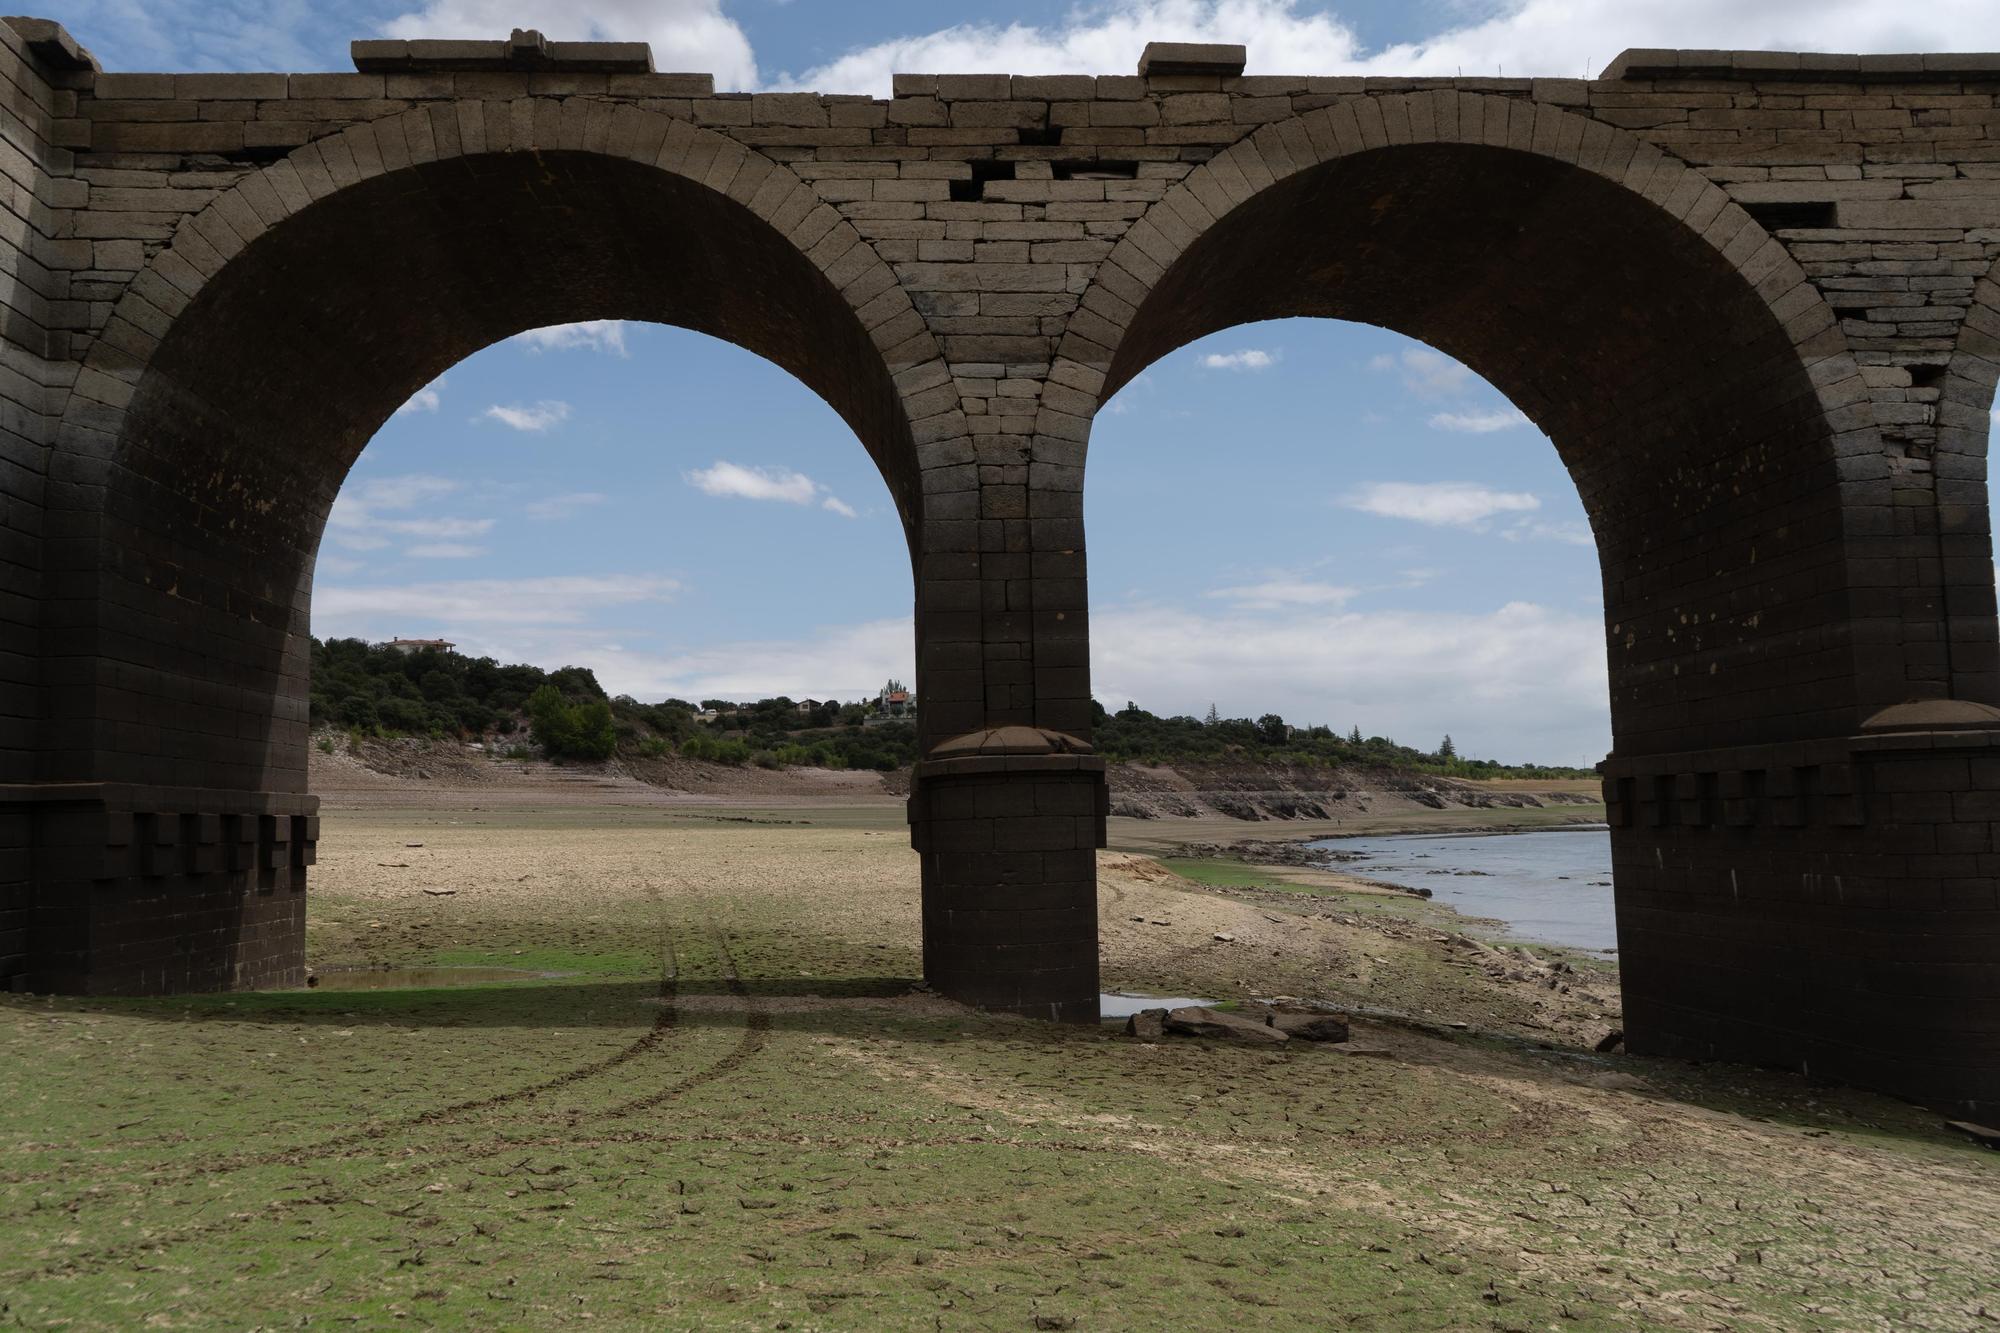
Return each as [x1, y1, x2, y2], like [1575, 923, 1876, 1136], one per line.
[50, 0, 2000, 766]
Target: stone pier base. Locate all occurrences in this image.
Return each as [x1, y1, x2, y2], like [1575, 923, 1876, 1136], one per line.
[1, 787, 314, 994]
[910, 733, 1107, 1022]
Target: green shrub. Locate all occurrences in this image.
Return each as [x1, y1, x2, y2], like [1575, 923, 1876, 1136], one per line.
[680, 733, 751, 766]
[528, 685, 617, 761]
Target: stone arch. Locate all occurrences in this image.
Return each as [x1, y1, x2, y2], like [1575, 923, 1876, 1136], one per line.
[42, 100, 948, 799]
[1937, 261, 2000, 704]
[1046, 93, 1892, 757]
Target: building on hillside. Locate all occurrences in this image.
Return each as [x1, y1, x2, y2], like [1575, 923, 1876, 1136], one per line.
[866, 681, 914, 725]
[385, 637, 455, 654]
[796, 698, 822, 714]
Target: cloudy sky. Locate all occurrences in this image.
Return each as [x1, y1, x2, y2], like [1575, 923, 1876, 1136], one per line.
[54, 0, 2000, 766]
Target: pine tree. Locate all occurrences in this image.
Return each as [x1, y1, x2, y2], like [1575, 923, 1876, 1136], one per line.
[1205, 702, 1221, 726]
[1348, 724, 1362, 745]
[1438, 734, 1457, 760]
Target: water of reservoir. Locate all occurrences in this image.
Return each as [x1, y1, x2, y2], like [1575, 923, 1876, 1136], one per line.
[1098, 992, 1217, 1020]
[1310, 827, 1617, 955]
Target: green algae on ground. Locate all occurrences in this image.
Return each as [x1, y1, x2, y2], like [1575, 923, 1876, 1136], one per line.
[2, 806, 1994, 1331]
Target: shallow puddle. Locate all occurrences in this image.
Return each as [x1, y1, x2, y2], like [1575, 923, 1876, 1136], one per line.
[302, 965, 549, 991]
[1098, 992, 1216, 1020]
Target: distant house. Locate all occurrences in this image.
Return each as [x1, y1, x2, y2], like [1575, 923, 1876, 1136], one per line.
[694, 709, 720, 724]
[385, 637, 456, 654]
[796, 698, 822, 714]
[875, 682, 913, 718]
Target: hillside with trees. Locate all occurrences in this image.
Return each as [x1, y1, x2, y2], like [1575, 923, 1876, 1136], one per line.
[308, 638, 1592, 780]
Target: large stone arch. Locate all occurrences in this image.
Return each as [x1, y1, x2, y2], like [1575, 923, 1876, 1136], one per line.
[1023, 95, 1999, 1109]
[1048, 92, 1886, 756]
[28, 101, 946, 991]
[47, 101, 945, 794]
[1940, 260, 2000, 703]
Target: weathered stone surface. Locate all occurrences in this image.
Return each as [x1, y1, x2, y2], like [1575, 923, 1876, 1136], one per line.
[1270, 1011, 1352, 1042]
[1165, 1006, 1289, 1043]
[1138, 42, 1246, 78]
[0, 26, 1996, 1117]
[1125, 1008, 1166, 1039]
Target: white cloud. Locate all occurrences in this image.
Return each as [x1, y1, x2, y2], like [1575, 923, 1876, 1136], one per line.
[786, 0, 2000, 94]
[314, 575, 682, 628]
[524, 492, 609, 521]
[784, 0, 1364, 93]
[337, 475, 459, 514]
[1503, 519, 1594, 547]
[532, 618, 916, 703]
[325, 474, 497, 555]
[484, 401, 571, 432]
[1358, 1, 2000, 81]
[66, 0, 2000, 106]
[513, 321, 629, 357]
[1369, 347, 1473, 397]
[686, 460, 856, 517]
[1344, 481, 1541, 529]
[1094, 599, 1609, 766]
[374, 516, 496, 540]
[1201, 348, 1276, 371]
[394, 378, 444, 415]
[687, 461, 817, 504]
[405, 542, 489, 559]
[53, 0, 324, 76]
[1207, 579, 1356, 610]
[383, 0, 758, 89]
[1430, 406, 1532, 434]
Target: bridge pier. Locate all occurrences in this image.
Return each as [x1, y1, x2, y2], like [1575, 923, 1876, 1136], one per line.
[909, 735, 1107, 1021]
[3, 789, 313, 993]
[1606, 720, 2000, 1116]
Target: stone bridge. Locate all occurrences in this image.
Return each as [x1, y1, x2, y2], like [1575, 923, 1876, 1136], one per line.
[0, 20, 1996, 1115]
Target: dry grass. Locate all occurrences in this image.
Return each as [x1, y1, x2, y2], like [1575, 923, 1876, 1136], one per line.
[1, 801, 1993, 1330]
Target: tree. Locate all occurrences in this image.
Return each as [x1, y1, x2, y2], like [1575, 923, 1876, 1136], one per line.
[526, 685, 615, 760]
[548, 665, 607, 700]
[1348, 724, 1363, 745]
[1438, 734, 1457, 760]
[1205, 702, 1221, 726]
[1256, 713, 1288, 745]
[527, 685, 577, 754]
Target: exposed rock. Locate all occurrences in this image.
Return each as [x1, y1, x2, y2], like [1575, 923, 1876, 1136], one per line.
[1945, 1120, 2000, 1149]
[1125, 1008, 1166, 1040]
[1269, 1011, 1351, 1042]
[1327, 1041, 1393, 1058]
[1164, 1006, 1288, 1043]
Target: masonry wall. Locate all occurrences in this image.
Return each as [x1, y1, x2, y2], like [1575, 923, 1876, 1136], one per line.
[6, 29, 2000, 1108]
[41, 51, 2000, 751]
[0, 20, 75, 984]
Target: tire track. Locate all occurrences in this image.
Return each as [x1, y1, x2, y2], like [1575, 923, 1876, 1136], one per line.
[11, 928, 682, 1200]
[603, 930, 770, 1118]
[13, 926, 775, 1284]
